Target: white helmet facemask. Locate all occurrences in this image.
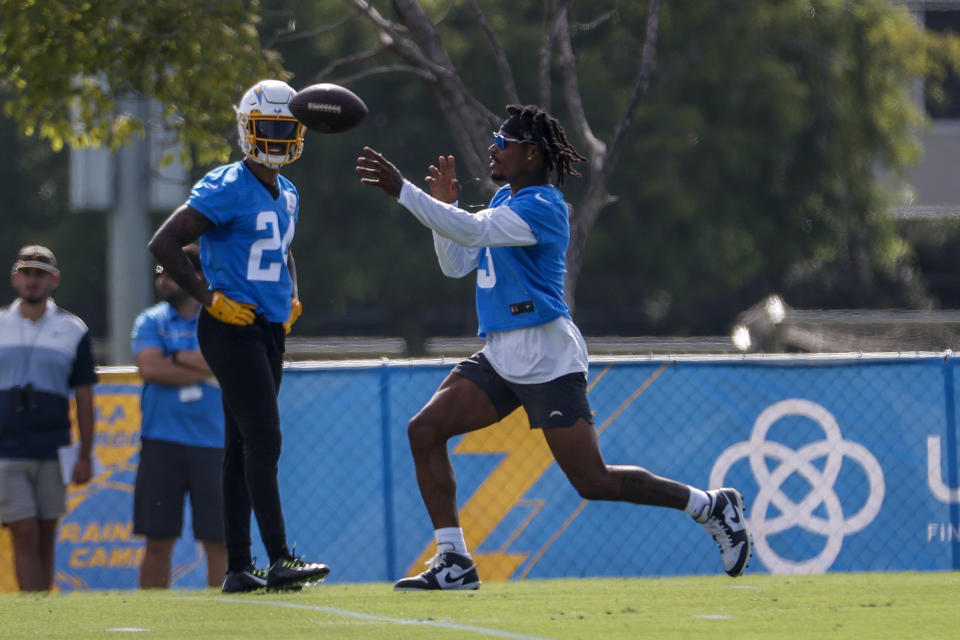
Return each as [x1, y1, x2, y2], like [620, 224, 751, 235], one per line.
[235, 79, 306, 167]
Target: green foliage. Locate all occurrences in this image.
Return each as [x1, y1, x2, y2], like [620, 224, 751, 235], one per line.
[0, 88, 106, 336]
[0, 0, 285, 165]
[3, 0, 960, 346]
[272, 0, 959, 338]
[578, 0, 950, 333]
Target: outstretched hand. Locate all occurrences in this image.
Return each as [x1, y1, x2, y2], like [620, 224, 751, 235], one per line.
[425, 155, 461, 204]
[356, 146, 404, 198]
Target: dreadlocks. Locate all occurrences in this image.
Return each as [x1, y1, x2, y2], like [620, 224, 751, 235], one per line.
[503, 104, 587, 187]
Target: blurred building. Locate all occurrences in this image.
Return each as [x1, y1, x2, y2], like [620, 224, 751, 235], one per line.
[898, 2, 960, 220]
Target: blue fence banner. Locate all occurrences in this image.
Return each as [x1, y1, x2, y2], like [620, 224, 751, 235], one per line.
[2, 354, 957, 591]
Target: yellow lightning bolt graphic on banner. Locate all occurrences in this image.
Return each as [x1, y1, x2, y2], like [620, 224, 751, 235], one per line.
[405, 362, 671, 581]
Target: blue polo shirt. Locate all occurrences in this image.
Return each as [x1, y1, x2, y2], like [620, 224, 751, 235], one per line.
[131, 302, 223, 449]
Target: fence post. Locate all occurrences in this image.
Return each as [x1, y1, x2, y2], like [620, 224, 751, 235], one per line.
[942, 352, 960, 570]
[379, 359, 397, 581]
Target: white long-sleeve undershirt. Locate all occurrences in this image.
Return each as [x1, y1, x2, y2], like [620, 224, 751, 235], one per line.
[397, 179, 587, 383]
[399, 179, 536, 277]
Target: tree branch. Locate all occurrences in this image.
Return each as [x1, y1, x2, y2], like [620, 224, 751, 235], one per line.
[554, 0, 605, 158]
[538, 0, 561, 109]
[346, 0, 452, 79]
[312, 47, 388, 84]
[335, 64, 436, 85]
[390, 0, 499, 164]
[571, 9, 616, 33]
[268, 9, 362, 47]
[451, 75, 502, 124]
[605, 0, 661, 179]
[466, 0, 520, 104]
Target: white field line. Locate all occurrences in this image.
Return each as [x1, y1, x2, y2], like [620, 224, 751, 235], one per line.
[165, 596, 557, 640]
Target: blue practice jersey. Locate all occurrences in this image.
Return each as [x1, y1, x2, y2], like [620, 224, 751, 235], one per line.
[131, 302, 224, 449]
[476, 185, 572, 336]
[188, 161, 299, 322]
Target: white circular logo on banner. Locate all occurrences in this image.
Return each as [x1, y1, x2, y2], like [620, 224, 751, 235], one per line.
[709, 399, 885, 574]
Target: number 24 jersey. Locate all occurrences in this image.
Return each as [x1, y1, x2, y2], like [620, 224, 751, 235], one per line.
[188, 161, 299, 323]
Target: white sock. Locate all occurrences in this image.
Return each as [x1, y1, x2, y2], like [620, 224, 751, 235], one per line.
[685, 487, 712, 522]
[435, 527, 469, 556]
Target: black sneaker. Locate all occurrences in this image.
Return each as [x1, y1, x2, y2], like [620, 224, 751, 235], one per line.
[698, 488, 753, 577]
[393, 551, 481, 591]
[266, 555, 331, 589]
[221, 564, 268, 593]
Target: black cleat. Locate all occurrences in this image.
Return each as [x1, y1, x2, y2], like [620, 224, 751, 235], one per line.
[221, 564, 268, 593]
[394, 551, 481, 591]
[266, 555, 331, 590]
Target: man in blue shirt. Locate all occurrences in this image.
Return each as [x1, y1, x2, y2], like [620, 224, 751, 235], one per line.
[148, 79, 329, 592]
[0, 245, 96, 591]
[132, 245, 226, 588]
[357, 104, 754, 590]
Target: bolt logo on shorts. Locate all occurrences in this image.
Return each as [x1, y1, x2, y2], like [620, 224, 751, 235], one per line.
[709, 399, 885, 574]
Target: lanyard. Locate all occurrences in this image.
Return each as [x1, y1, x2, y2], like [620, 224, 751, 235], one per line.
[15, 300, 51, 387]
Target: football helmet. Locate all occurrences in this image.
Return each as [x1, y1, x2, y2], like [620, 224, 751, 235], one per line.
[235, 79, 306, 167]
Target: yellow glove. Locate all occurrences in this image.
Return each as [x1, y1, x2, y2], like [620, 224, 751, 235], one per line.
[205, 291, 256, 326]
[283, 298, 302, 335]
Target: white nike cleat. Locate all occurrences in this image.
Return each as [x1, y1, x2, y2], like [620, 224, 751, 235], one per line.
[698, 488, 753, 577]
[394, 551, 481, 591]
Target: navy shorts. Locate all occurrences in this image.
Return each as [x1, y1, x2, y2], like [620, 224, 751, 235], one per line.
[452, 352, 593, 429]
[133, 438, 225, 543]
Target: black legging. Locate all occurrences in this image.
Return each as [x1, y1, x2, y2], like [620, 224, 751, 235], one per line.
[198, 310, 289, 571]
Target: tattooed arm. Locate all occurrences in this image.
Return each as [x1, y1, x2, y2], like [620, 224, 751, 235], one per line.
[287, 249, 298, 300]
[148, 205, 214, 306]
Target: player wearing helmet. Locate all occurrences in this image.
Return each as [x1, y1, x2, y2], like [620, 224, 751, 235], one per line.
[148, 79, 328, 593]
[235, 80, 306, 167]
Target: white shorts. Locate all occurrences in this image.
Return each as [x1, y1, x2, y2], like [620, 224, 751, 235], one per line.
[0, 459, 66, 524]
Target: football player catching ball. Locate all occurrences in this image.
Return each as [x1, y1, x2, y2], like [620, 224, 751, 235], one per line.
[357, 104, 754, 590]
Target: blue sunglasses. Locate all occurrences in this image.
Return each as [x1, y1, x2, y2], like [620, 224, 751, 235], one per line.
[492, 131, 536, 150]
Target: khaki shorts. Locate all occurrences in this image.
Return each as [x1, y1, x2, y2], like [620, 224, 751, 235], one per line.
[0, 459, 66, 524]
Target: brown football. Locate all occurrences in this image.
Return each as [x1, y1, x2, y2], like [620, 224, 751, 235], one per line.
[289, 83, 368, 134]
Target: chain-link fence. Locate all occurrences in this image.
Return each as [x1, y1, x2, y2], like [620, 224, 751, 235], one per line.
[1, 353, 958, 591]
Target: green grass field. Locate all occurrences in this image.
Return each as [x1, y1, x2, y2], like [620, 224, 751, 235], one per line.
[0, 573, 957, 639]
